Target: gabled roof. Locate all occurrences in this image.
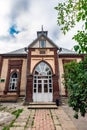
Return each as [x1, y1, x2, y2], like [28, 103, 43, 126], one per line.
[0, 31, 79, 56]
[6, 48, 27, 54]
[59, 48, 77, 55]
[2, 46, 77, 56]
[28, 33, 59, 49]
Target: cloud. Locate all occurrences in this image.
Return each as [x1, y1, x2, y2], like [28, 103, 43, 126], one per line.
[57, 21, 84, 50]
[0, 0, 11, 36]
[10, 0, 30, 23]
[0, 0, 83, 53]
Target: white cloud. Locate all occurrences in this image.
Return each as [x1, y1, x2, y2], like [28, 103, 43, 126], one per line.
[57, 21, 84, 49]
[0, 0, 11, 36]
[0, 0, 83, 53]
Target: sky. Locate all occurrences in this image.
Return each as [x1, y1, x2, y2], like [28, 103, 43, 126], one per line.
[0, 0, 82, 53]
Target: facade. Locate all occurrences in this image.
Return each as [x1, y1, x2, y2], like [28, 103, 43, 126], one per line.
[0, 30, 84, 102]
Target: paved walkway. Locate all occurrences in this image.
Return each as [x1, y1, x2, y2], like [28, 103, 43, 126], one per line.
[62, 105, 87, 130]
[0, 103, 87, 130]
[9, 107, 77, 130]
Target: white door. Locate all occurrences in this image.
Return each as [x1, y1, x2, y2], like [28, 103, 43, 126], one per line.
[33, 78, 52, 102]
[33, 62, 53, 102]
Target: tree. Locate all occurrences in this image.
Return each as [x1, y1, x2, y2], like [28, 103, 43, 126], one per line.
[63, 57, 87, 118]
[55, 0, 87, 118]
[55, 0, 87, 53]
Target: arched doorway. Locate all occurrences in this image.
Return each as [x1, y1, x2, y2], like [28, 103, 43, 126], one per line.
[33, 62, 53, 102]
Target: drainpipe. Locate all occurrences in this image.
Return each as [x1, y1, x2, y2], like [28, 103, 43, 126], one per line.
[24, 47, 28, 105]
[57, 47, 62, 105]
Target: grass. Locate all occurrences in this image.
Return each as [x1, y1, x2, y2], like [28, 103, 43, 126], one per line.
[12, 109, 23, 118]
[2, 109, 23, 130]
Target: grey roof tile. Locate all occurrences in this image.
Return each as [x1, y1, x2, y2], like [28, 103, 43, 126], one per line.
[6, 48, 27, 54]
[59, 47, 77, 54]
[4, 47, 77, 55]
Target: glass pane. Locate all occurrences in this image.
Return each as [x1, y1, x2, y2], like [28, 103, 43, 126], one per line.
[44, 84, 48, 93]
[40, 40, 46, 48]
[49, 84, 52, 88]
[12, 83, 15, 89]
[38, 76, 41, 79]
[34, 84, 36, 88]
[34, 79, 37, 83]
[45, 67, 49, 72]
[34, 89, 36, 93]
[49, 89, 52, 93]
[47, 71, 51, 75]
[38, 80, 41, 83]
[49, 79, 51, 83]
[12, 73, 17, 78]
[34, 62, 52, 76]
[38, 84, 42, 93]
[35, 71, 39, 75]
[44, 80, 47, 83]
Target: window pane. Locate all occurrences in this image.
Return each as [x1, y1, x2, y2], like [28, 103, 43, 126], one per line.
[44, 80, 47, 83]
[34, 84, 36, 88]
[49, 84, 52, 88]
[38, 84, 42, 93]
[9, 72, 18, 91]
[49, 79, 51, 83]
[34, 89, 36, 93]
[49, 89, 52, 93]
[44, 84, 48, 93]
[12, 73, 17, 78]
[40, 40, 46, 48]
[12, 83, 15, 89]
[34, 79, 37, 83]
[38, 80, 41, 83]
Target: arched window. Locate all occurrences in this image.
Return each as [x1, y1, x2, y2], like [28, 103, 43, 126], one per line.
[33, 62, 52, 94]
[34, 62, 52, 76]
[9, 72, 18, 91]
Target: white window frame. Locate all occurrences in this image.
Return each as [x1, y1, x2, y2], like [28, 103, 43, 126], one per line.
[9, 72, 18, 91]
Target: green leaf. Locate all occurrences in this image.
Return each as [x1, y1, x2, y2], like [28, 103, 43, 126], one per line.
[74, 45, 79, 51]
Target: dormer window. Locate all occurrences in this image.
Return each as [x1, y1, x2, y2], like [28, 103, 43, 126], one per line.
[39, 40, 46, 48]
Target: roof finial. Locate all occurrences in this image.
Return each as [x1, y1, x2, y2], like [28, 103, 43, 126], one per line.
[41, 25, 43, 31]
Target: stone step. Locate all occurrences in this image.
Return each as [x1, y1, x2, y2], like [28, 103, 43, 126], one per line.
[28, 102, 58, 109]
[29, 102, 56, 105]
[28, 105, 58, 109]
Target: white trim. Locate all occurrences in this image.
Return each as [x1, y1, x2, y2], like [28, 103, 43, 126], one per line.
[33, 62, 53, 102]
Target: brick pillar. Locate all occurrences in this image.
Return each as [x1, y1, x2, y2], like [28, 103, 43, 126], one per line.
[25, 74, 33, 102]
[53, 75, 59, 101]
[52, 49, 60, 101]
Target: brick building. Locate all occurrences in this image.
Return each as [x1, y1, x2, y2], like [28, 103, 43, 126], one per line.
[0, 30, 84, 103]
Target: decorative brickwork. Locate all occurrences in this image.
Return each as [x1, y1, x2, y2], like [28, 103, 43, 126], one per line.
[25, 47, 60, 102]
[25, 74, 33, 102]
[4, 60, 23, 95]
[53, 48, 59, 101]
[25, 49, 33, 102]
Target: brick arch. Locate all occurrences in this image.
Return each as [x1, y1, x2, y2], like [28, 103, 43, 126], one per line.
[4, 60, 23, 95]
[32, 60, 54, 75]
[10, 70, 19, 77]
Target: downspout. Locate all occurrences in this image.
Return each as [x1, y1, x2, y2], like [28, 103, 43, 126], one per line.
[24, 47, 28, 105]
[57, 48, 62, 105]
